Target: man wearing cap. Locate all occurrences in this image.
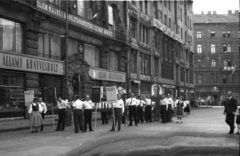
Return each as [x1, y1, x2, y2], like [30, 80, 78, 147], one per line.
[109, 94, 125, 131]
[126, 93, 138, 126]
[72, 95, 85, 133]
[166, 94, 174, 122]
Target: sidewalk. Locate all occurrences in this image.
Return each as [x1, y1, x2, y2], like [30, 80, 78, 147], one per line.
[0, 107, 211, 133]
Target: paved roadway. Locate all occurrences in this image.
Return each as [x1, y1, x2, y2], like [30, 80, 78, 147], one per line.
[0, 108, 239, 156]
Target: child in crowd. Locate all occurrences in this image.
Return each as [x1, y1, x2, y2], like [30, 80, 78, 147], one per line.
[175, 96, 185, 123]
[235, 107, 240, 135]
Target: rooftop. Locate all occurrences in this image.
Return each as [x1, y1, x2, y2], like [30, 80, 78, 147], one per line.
[193, 10, 239, 23]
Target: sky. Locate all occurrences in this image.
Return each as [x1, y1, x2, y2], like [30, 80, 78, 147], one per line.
[193, 0, 239, 14]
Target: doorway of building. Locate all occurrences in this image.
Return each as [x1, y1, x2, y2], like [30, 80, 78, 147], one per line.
[72, 74, 79, 97]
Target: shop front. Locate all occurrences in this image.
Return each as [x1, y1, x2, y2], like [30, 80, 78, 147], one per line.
[0, 52, 64, 118]
[162, 84, 175, 97]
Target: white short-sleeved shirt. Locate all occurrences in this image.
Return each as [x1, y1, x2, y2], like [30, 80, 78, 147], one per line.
[73, 99, 84, 109]
[126, 98, 138, 106]
[113, 99, 125, 113]
[84, 100, 94, 109]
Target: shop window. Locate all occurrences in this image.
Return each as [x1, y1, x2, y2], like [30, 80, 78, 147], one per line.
[109, 51, 119, 71]
[84, 44, 100, 68]
[141, 82, 151, 93]
[0, 18, 23, 53]
[0, 72, 24, 109]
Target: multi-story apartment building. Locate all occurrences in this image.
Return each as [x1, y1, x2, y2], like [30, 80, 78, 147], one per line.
[193, 10, 239, 104]
[0, 0, 129, 118]
[0, 0, 194, 118]
[127, 0, 194, 100]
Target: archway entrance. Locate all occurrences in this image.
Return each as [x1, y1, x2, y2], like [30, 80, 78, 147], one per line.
[72, 74, 79, 97]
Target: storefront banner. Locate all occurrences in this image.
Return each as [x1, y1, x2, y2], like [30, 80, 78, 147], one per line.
[89, 68, 126, 82]
[36, 0, 113, 38]
[151, 84, 162, 97]
[0, 52, 64, 75]
[92, 87, 101, 103]
[106, 86, 118, 103]
[24, 90, 34, 106]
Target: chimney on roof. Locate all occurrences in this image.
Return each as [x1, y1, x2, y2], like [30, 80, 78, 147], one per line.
[201, 11, 204, 14]
[213, 11, 217, 14]
[235, 10, 238, 14]
[228, 10, 232, 14]
[208, 11, 211, 14]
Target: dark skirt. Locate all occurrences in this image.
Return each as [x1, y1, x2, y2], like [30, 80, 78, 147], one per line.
[184, 105, 190, 113]
[236, 116, 240, 124]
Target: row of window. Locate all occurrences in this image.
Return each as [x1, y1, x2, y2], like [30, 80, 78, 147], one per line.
[196, 31, 239, 38]
[197, 44, 233, 53]
[197, 59, 234, 68]
[197, 74, 234, 84]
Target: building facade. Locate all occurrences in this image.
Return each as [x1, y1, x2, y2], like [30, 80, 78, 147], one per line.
[127, 0, 194, 100]
[193, 10, 239, 104]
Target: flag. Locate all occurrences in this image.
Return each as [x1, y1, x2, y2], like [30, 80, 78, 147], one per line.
[232, 65, 237, 74]
[92, 13, 98, 20]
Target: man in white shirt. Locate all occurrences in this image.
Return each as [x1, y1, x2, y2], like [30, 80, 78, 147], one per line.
[83, 95, 94, 132]
[126, 93, 138, 126]
[160, 95, 168, 123]
[56, 97, 68, 131]
[145, 95, 155, 123]
[38, 98, 47, 132]
[109, 94, 125, 131]
[137, 96, 145, 124]
[166, 94, 174, 122]
[72, 95, 85, 133]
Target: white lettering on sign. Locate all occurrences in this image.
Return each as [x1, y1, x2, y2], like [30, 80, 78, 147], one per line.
[89, 68, 126, 82]
[37, 0, 112, 37]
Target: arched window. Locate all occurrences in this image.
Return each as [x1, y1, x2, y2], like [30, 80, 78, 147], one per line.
[211, 59, 216, 67]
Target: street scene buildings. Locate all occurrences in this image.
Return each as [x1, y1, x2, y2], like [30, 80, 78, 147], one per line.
[193, 10, 239, 104]
[0, 0, 194, 118]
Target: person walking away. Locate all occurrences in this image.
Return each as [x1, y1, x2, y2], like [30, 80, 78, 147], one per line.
[223, 91, 238, 134]
[160, 95, 168, 123]
[56, 97, 68, 131]
[72, 95, 85, 133]
[235, 107, 240, 135]
[145, 95, 154, 123]
[166, 94, 174, 122]
[175, 96, 185, 123]
[84, 95, 94, 132]
[65, 100, 72, 126]
[29, 98, 43, 133]
[38, 98, 47, 131]
[109, 94, 125, 131]
[126, 93, 138, 126]
[137, 96, 145, 123]
[184, 99, 190, 116]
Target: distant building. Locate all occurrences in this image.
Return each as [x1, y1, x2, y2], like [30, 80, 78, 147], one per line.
[193, 10, 239, 104]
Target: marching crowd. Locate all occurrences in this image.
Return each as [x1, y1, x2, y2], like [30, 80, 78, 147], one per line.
[28, 92, 193, 133]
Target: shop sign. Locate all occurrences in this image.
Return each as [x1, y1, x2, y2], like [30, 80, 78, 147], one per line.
[89, 68, 126, 82]
[0, 52, 64, 75]
[162, 84, 175, 88]
[37, 1, 113, 38]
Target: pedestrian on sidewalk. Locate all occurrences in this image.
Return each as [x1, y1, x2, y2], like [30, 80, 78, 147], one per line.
[145, 95, 154, 123]
[175, 96, 185, 123]
[137, 95, 145, 124]
[160, 95, 168, 123]
[109, 94, 124, 131]
[126, 93, 138, 126]
[166, 94, 174, 122]
[235, 107, 240, 135]
[72, 95, 85, 133]
[29, 98, 43, 133]
[55, 97, 68, 131]
[65, 100, 72, 126]
[184, 99, 190, 116]
[83, 95, 94, 132]
[223, 91, 238, 134]
[38, 98, 47, 131]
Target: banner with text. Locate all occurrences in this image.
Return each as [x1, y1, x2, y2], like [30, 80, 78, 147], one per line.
[106, 86, 118, 103]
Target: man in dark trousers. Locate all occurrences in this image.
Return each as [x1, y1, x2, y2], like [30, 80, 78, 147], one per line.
[56, 97, 68, 131]
[72, 95, 85, 133]
[83, 95, 94, 132]
[39, 98, 47, 131]
[223, 91, 238, 134]
[126, 93, 138, 126]
[137, 96, 145, 123]
[160, 95, 168, 123]
[166, 94, 174, 122]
